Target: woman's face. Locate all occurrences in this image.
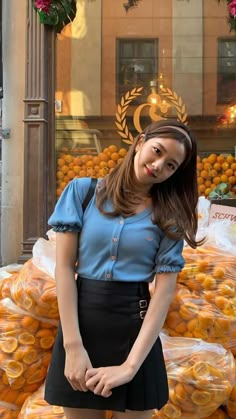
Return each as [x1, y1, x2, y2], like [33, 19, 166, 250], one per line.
[133, 135, 186, 187]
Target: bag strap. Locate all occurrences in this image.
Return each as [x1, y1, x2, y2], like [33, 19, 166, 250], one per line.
[82, 178, 98, 212]
[75, 178, 97, 271]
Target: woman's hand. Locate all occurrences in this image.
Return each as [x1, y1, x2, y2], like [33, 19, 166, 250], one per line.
[64, 342, 92, 391]
[85, 363, 135, 398]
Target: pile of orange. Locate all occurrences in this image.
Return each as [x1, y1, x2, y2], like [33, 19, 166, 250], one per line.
[164, 246, 236, 353]
[153, 406, 229, 419]
[56, 144, 128, 197]
[197, 153, 236, 197]
[153, 333, 235, 418]
[0, 260, 59, 321]
[0, 297, 57, 409]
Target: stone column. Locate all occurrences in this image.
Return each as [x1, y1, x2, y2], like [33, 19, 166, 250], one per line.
[1, 0, 26, 264]
[19, 1, 56, 262]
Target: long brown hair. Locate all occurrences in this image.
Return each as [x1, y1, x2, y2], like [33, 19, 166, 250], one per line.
[96, 120, 201, 248]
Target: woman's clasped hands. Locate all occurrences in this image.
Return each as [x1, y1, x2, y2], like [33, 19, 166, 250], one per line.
[85, 363, 135, 398]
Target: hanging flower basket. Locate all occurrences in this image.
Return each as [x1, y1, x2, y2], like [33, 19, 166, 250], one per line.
[218, 0, 236, 31]
[32, 0, 77, 33]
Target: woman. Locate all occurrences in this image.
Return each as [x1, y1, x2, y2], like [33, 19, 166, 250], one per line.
[45, 120, 201, 419]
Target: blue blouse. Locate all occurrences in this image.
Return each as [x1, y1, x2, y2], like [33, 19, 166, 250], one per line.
[48, 178, 185, 282]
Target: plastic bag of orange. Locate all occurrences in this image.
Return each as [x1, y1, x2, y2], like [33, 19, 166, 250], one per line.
[156, 332, 235, 418]
[18, 383, 65, 418]
[164, 244, 236, 353]
[0, 259, 59, 320]
[18, 382, 115, 418]
[0, 297, 57, 407]
[225, 362, 236, 419]
[0, 403, 20, 419]
[153, 407, 229, 419]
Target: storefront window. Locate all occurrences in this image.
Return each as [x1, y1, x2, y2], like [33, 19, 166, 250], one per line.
[117, 38, 158, 102]
[217, 38, 236, 104]
[55, 0, 236, 200]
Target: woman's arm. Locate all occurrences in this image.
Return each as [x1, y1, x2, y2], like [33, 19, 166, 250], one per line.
[85, 272, 177, 397]
[55, 232, 92, 391]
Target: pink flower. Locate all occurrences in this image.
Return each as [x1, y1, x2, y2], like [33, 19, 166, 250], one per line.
[34, 0, 51, 13]
[229, 0, 236, 18]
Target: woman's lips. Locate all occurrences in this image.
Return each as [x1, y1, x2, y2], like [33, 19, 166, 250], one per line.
[145, 166, 156, 177]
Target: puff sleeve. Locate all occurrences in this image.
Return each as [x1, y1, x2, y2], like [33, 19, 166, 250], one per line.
[155, 234, 185, 273]
[48, 177, 92, 232]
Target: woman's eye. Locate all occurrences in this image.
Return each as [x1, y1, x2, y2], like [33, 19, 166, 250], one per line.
[153, 147, 160, 154]
[168, 163, 176, 171]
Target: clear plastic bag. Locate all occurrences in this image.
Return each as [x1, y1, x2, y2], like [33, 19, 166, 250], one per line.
[18, 383, 65, 418]
[18, 382, 115, 418]
[155, 332, 235, 418]
[0, 259, 59, 320]
[0, 297, 57, 407]
[0, 402, 20, 419]
[164, 243, 236, 353]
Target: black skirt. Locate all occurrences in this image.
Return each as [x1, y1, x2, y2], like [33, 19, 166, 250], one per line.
[44, 278, 168, 412]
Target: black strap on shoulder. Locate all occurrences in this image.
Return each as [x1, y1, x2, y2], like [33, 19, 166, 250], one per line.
[82, 178, 97, 212]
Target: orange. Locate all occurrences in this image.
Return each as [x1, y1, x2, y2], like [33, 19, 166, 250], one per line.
[200, 170, 209, 179]
[56, 170, 64, 179]
[207, 154, 217, 164]
[5, 360, 24, 379]
[197, 162, 203, 171]
[210, 169, 218, 177]
[213, 163, 221, 172]
[204, 180, 211, 188]
[98, 152, 109, 162]
[222, 162, 230, 171]
[225, 168, 233, 177]
[79, 170, 87, 177]
[203, 162, 212, 171]
[18, 332, 35, 345]
[23, 348, 38, 365]
[198, 184, 206, 194]
[204, 188, 211, 196]
[216, 155, 225, 163]
[93, 156, 101, 165]
[57, 158, 65, 167]
[220, 174, 228, 183]
[111, 152, 119, 161]
[202, 275, 216, 290]
[61, 165, 69, 174]
[212, 267, 225, 279]
[67, 170, 75, 180]
[0, 337, 18, 353]
[229, 176, 236, 185]
[197, 177, 204, 185]
[64, 154, 73, 164]
[107, 160, 116, 169]
[118, 148, 127, 157]
[100, 161, 108, 168]
[108, 144, 118, 153]
[10, 375, 25, 390]
[39, 336, 55, 349]
[86, 160, 93, 168]
[231, 162, 236, 171]
[226, 154, 234, 164]
[74, 156, 82, 165]
[213, 176, 221, 185]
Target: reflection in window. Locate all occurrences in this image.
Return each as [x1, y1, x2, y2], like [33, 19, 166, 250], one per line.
[217, 39, 236, 104]
[116, 39, 158, 103]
